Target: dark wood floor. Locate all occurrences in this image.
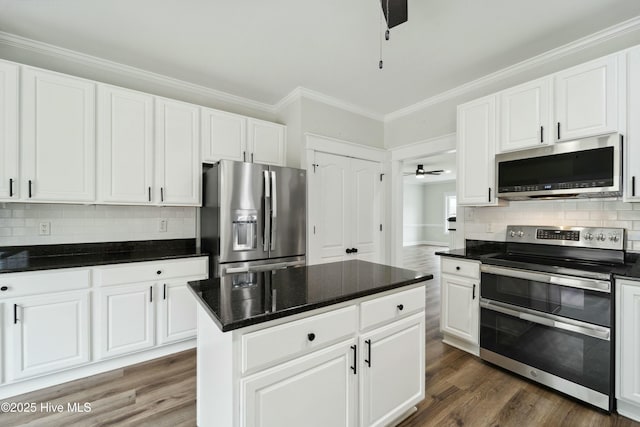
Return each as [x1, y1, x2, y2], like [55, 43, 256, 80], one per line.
[3, 245, 638, 426]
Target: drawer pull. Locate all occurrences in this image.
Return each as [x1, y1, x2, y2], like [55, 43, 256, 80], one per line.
[0, 286, 8, 291]
[307, 333, 316, 342]
[156, 270, 162, 275]
[456, 266, 460, 271]
[397, 304, 404, 311]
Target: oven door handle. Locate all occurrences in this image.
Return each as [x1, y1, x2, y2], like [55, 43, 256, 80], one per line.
[480, 299, 610, 341]
[480, 264, 610, 293]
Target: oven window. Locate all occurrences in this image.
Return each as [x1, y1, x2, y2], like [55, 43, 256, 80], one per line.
[481, 309, 610, 394]
[481, 273, 610, 327]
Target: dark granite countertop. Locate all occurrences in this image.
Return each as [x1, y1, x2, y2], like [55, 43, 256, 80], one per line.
[435, 240, 506, 261]
[188, 260, 433, 332]
[0, 239, 207, 273]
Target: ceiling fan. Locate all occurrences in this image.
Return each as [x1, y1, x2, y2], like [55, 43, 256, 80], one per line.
[403, 164, 446, 179]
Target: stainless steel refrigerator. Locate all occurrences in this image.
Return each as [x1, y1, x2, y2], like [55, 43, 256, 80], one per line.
[201, 160, 306, 277]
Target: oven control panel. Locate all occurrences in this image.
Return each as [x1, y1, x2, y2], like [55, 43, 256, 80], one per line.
[505, 225, 624, 250]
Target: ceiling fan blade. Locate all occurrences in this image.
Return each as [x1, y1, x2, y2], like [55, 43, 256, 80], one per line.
[425, 169, 445, 175]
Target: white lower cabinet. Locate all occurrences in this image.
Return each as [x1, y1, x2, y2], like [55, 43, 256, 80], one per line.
[359, 313, 425, 427]
[616, 278, 640, 422]
[7, 291, 90, 381]
[98, 283, 156, 359]
[241, 340, 357, 427]
[440, 258, 480, 355]
[158, 281, 198, 345]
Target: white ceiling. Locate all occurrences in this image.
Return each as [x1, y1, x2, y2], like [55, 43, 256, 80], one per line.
[402, 152, 456, 184]
[1, 1, 639, 115]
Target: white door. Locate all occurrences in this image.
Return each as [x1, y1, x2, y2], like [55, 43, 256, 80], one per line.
[155, 97, 200, 206]
[351, 158, 381, 263]
[98, 85, 154, 204]
[247, 119, 286, 166]
[618, 280, 640, 405]
[554, 54, 619, 141]
[457, 95, 497, 206]
[201, 107, 247, 163]
[359, 313, 425, 427]
[98, 283, 155, 359]
[625, 47, 640, 201]
[8, 291, 90, 380]
[157, 281, 197, 344]
[0, 60, 19, 201]
[241, 340, 357, 427]
[311, 152, 350, 264]
[499, 77, 551, 153]
[440, 274, 479, 345]
[21, 68, 96, 202]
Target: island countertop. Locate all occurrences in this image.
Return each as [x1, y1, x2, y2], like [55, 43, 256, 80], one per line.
[188, 259, 432, 332]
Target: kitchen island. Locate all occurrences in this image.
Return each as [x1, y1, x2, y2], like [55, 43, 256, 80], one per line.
[188, 260, 432, 427]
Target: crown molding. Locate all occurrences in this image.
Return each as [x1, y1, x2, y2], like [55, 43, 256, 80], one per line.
[0, 31, 275, 113]
[384, 15, 640, 122]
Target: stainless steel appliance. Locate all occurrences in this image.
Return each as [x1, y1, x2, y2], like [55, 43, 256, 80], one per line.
[201, 160, 306, 276]
[480, 225, 624, 411]
[496, 133, 622, 200]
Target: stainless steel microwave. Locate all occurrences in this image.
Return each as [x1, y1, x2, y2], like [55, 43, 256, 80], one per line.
[496, 133, 622, 200]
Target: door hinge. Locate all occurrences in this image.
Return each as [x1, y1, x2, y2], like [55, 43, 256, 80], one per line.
[379, 224, 383, 231]
[312, 163, 318, 173]
[379, 173, 384, 182]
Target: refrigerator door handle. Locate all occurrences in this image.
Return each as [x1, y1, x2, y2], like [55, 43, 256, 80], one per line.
[263, 170, 271, 252]
[270, 171, 277, 251]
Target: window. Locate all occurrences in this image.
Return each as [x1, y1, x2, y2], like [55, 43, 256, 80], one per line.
[444, 193, 456, 233]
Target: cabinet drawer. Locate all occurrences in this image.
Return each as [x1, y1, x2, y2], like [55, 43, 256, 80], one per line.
[241, 305, 357, 374]
[0, 269, 90, 298]
[94, 257, 208, 286]
[360, 286, 425, 331]
[441, 258, 480, 279]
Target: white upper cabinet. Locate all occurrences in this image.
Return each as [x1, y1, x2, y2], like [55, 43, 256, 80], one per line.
[625, 46, 640, 201]
[247, 118, 286, 166]
[554, 54, 620, 141]
[0, 60, 19, 201]
[97, 85, 154, 204]
[155, 97, 200, 206]
[498, 77, 551, 152]
[201, 108, 246, 163]
[21, 68, 96, 202]
[457, 95, 498, 206]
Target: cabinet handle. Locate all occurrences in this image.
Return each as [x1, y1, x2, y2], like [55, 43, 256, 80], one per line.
[350, 345, 357, 374]
[488, 187, 492, 203]
[633, 176, 636, 197]
[160, 187, 164, 202]
[28, 180, 32, 198]
[307, 333, 316, 342]
[148, 187, 151, 202]
[150, 286, 153, 303]
[456, 266, 460, 271]
[9, 178, 13, 197]
[397, 304, 404, 311]
[365, 339, 371, 367]
[473, 284, 476, 300]
[0, 286, 8, 291]
[163, 284, 167, 300]
[243, 151, 246, 162]
[14, 304, 18, 324]
[557, 122, 561, 140]
[157, 270, 162, 275]
[251, 153, 254, 163]
[540, 126, 544, 143]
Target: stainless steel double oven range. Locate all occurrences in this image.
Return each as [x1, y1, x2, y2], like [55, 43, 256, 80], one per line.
[479, 225, 625, 411]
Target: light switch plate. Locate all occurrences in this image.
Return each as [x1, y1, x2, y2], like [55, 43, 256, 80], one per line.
[158, 219, 168, 233]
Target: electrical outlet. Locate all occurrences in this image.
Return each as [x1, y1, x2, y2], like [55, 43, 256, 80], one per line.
[486, 223, 494, 233]
[39, 222, 51, 236]
[158, 219, 168, 233]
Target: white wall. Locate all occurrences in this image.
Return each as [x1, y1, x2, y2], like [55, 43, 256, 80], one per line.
[403, 180, 455, 246]
[402, 184, 424, 245]
[0, 203, 196, 246]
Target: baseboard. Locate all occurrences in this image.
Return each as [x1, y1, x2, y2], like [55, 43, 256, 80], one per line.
[617, 400, 640, 422]
[442, 334, 479, 356]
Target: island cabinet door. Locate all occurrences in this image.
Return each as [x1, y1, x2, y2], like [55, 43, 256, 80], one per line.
[241, 339, 357, 427]
[359, 313, 425, 427]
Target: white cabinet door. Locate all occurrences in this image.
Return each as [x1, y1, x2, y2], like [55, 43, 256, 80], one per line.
[21, 68, 96, 202]
[247, 119, 286, 166]
[98, 283, 155, 359]
[457, 95, 497, 206]
[0, 61, 19, 201]
[617, 280, 640, 406]
[351, 158, 381, 263]
[98, 85, 154, 204]
[157, 281, 197, 344]
[499, 77, 551, 152]
[311, 152, 350, 264]
[8, 291, 90, 380]
[201, 107, 247, 163]
[359, 313, 425, 427]
[554, 55, 619, 141]
[441, 274, 479, 345]
[155, 98, 200, 206]
[625, 47, 640, 201]
[241, 340, 357, 427]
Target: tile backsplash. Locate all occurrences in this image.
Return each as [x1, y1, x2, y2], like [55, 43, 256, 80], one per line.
[464, 199, 640, 251]
[0, 203, 197, 246]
